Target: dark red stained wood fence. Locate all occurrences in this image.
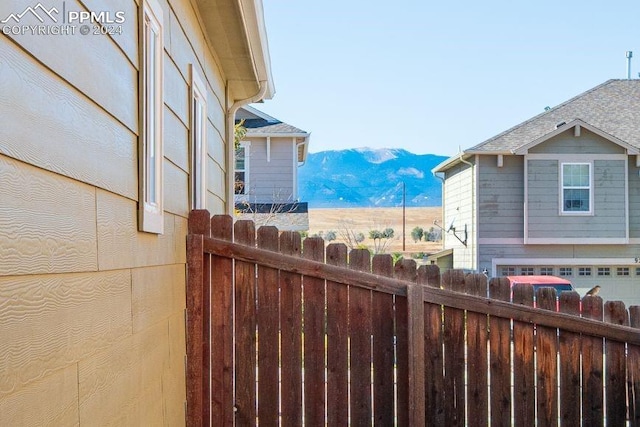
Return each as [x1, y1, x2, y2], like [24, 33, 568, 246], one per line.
[186, 212, 640, 426]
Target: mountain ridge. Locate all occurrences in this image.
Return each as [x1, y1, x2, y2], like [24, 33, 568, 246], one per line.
[298, 148, 447, 208]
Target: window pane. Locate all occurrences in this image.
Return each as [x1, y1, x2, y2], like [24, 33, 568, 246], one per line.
[564, 189, 589, 211]
[563, 164, 589, 186]
[235, 172, 245, 195]
[235, 147, 245, 169]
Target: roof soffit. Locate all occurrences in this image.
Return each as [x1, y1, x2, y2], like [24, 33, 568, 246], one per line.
[193, 0, 274, 101]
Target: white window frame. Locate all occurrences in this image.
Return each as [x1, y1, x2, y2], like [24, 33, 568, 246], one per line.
[235, 141, 250, 196]
[560, 162, 592, 215]
[190, 64, 207, 210]
[138, 0, 164, 233]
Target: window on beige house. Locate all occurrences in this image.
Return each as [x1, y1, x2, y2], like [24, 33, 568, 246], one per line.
[190, 64, 207, 209]
[139, 0, 164, 233]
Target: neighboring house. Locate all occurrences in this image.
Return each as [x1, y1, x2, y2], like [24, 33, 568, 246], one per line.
[0, 0, 273, 424]
[234, 105, 310, 231]
[432, 79, 640, 305]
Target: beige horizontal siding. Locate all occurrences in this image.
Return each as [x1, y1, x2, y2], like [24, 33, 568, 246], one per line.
[0, 155, 98, 276]
[132, 264, 185, 333]
[0, 269, 131, 397]
[78, 322, 168, 425]
[164, 106, 190, 173]
[1, 0, 137, 132]
[80, 0, 139, 67]
[164, 159, 190, 217]
[96, 189, 184, 270]
[0, 365, 79, 426]
[164, 53, 189, 126]
[0, 38, 138, 200]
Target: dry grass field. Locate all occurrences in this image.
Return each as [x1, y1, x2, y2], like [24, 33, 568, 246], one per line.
[308, 207, 443, 256]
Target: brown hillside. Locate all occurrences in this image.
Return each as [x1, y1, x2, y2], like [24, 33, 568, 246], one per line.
[308, 207, 443, 255]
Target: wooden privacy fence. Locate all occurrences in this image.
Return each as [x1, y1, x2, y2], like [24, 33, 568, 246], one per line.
[186, 211, 640, 426]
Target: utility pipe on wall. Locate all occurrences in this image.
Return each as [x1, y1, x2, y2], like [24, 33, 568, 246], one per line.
[226, 81, 269, 215]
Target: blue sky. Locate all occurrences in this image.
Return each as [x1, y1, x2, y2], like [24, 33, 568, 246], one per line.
[256, 0, 640, 156]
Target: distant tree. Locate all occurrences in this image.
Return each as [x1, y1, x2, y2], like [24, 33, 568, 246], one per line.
[325, 230, 337, 241]
[425, 226, 442, 242]
[411, 226, 424, 243]
[234, 119, 247, 150]
[337, 220, 366, 250]
[369, 227, 395, 254]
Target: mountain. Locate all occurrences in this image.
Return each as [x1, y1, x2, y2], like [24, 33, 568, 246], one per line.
[298, 148, 447, 208]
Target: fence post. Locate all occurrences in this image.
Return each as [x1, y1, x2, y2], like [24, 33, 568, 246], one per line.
[186, 209, 211, 427]
[400, 260, 425, 426]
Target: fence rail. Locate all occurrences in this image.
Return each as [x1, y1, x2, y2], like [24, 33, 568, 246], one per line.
[186, 211, 640, 426]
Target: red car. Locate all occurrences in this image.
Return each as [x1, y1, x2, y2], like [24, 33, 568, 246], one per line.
[506, 275, 574, 309]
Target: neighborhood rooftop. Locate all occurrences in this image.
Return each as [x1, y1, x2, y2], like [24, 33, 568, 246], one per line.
[468, 79, 640, 153]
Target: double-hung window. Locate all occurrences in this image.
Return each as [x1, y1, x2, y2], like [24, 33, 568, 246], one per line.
[561, 162, 591, 214]
[190, 64, 207, 209]
[139, 0, 164, 233]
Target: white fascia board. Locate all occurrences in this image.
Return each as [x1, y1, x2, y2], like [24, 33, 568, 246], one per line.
[240, 105, 279, 122]
[523, 237, 629, 245]
[239, 0, 275, 99]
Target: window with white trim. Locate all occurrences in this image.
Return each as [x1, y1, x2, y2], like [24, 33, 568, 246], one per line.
[597, 267, 610, 277]
[559, 267, 573, 277]
[520, 267, 534, 276]
[540, 267, 554, 276]
[578, 267, 592, 276]
[139, 0, 164, 233]
[561, 163, 591, 214]
[235, 142, 250, 195]
[190, 64, 207, 209]
[501, 266, 515, 276]
[617, 267, 629, 276]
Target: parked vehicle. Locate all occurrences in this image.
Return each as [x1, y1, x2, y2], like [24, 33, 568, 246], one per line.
[506, 275, 573, 293]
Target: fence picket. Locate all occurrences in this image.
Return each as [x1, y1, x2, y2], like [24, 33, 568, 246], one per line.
[536, 287, 559, 427]
[629, 306, 640, 426]
[210, 215, 233, 427]
[442, 269, 466, 426]
[558, 291, 581, 424]
[349, 249, 373, 423]
[371, 254, 395, 426]
[326, 243, 349, 426]
[513, 284, 535, 426]
[279, 231, 303, 427]
[488, 277, 511, 426]
[302, 237, 326, 426]
[186, 209, 211, 427]
[396, 259, 424, 427]
[422, 265, 445, 425]
[395, 289, 409, 426]
[256, 226, 280, 426]
[234, 220, 257, 425]
[466, 273, 489, 427]
[582, 295, 604, 426]
[604, 301, 629, 426]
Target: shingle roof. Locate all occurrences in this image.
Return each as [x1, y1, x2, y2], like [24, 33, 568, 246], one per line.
[467, 79, 640, 153]
[241, 118, 308, 135]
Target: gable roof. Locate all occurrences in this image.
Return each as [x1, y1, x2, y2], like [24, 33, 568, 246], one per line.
[236, 106, 310, 162]
[434, 79, 640, 172]
[471, 79, 640, 152]
[236, 106, 309, 136]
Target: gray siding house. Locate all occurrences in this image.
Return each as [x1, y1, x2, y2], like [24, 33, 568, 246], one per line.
[234, 106, 310, 230]
[433, 79, 640, 305]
